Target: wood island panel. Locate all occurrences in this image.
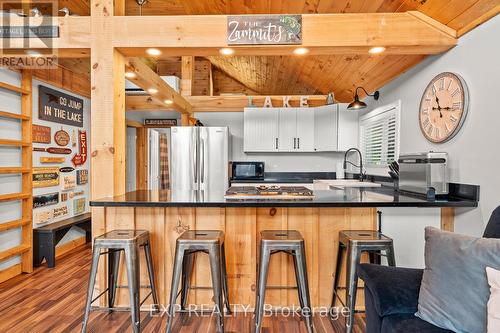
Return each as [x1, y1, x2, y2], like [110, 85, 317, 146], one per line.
[93, 206, 376, 310]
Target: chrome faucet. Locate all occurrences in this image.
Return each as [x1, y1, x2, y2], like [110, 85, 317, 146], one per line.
[343, 148, 365, 182]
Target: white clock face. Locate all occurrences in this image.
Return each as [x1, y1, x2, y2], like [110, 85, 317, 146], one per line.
[419, 72, 469, 143]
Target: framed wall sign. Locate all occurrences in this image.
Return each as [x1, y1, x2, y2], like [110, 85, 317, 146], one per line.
[40, 157, 65, 164]
[71, 130, 87, 167]
[61, 192, 68, 202]
[54, 129, 70, 146]
[62, 175, 76, 191]
[59, 167, 74, 173]
[144, 119, 177, 127]
[33, 147, 72, 154]
[76, 169, 88, 185]
[33, 167, 59, 188]
[227, 15, 302, 45]
[33, 192, 59, 209]
[53, 206, 69, 219]
[32, 124, 51, 144]
[70, 190, 84, 198]
[38, 85, 84, 127]
[73, 198, 86, 215]
[35, 210, 53, 225]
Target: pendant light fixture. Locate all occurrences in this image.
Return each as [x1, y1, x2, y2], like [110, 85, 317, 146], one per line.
[347, 87, 380, 110]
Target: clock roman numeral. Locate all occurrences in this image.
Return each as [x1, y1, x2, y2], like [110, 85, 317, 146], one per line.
[432, 85, 437, 95]
[450, 114, 458, 123]
[452, 102, 462, 110]
[445, 123, 451, 133]
[438, 78, 445, 91]
[451, 88, 460, 97]
[432, 127, 440, 139]
[446, 79, 452, 91]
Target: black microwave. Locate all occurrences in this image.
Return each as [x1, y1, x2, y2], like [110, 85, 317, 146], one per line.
[231, 162, 265, 181]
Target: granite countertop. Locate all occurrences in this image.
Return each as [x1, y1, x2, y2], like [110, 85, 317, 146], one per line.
[90, 186, 478, 208]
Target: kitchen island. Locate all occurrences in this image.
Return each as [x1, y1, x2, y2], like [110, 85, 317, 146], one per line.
[90, 186, 477, 310]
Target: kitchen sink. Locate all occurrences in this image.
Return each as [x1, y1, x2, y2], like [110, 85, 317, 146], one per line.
[313, 179, 382, 190]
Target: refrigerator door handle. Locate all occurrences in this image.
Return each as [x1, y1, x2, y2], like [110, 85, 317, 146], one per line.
[200, 138, 205, 184]
[193, 132, 198, 186]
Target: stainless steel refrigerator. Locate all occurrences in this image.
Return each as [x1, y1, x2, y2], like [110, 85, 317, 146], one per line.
[170, 126, 230, 192]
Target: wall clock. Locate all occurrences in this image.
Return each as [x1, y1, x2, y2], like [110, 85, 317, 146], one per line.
[419, 72, 469, 143]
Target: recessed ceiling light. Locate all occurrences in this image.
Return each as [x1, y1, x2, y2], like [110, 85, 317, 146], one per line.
[125, 71, 136, 78]
[293, 47, 309, 55]
[146, 48, 161, 56]
[148, 88, 158, 94]
[164, 99, 173, 105]
[219, 48, 234, 56]
[26, 50, 42, 57]
[368, 46, 386, 54]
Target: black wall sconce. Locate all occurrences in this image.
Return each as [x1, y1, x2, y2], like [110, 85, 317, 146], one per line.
[347, 87, 380, 110]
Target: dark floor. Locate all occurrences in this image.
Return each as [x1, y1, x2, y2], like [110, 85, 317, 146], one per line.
[0, 246, 366, 332]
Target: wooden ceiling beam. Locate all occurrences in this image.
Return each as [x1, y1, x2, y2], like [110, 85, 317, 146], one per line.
[126, 95, 328, 112]
[125, 57, 192, 114]
[114, 12, 457, 55]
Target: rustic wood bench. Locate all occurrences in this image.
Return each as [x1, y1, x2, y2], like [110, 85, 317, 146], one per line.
[33, 213, 91, 268]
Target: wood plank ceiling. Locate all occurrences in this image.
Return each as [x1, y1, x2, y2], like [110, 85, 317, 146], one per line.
[39, 0, 500, 101]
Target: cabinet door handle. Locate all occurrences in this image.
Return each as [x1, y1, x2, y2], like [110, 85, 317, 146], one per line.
[275, 138, 278, 149]
[297, 138, 300, 149]
[294, 137, 296, 149]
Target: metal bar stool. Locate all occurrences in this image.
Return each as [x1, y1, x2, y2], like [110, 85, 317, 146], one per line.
[331, 230, 396, 333]
[255, 230, 314, 333]
[165, 230, 231, 333]
[81, 230, 159, 333]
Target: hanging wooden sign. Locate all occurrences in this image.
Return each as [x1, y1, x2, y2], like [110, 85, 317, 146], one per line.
[70, 190, 84, 198]
[33, 147, 72, 154]
[73, 198, 86, 215]
[62, 175, 76, 191]
[76, 169, 88, 185]
[35, 210, 53, 225]
[144, 119, 177, 127]
[61, 192, 68, 202]
[227, 15, 302, 45]
[53, 205, 69, 219]
[33, 167, 59, 188]
[40, 156, 65, 164]
[59, 167, 74, 173]
[71, 130, 87, 167]
[33, 192, 59, 209]
[32, 124, 51, 144]
[54, 129, 70, 146]
[38, 85, 84, 127]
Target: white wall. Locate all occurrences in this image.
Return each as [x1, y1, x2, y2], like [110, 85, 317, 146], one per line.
[367, 14, 500, 236]
[195, 112, 346, 172]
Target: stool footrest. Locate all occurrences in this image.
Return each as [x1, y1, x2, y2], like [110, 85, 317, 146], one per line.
[266, 285, 298, 290]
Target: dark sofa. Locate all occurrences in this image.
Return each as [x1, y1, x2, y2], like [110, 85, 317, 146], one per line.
[358, 206, 500, 333]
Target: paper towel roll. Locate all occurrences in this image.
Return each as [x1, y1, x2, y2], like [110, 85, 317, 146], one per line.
[336, 162, 344, 179]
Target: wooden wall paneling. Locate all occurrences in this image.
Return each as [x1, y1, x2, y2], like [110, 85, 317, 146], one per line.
[165, 207, 196, 305]
[224, 207, 257, 309]
[454, 2, 500, 36]
[286, 208, 319, 307]
[193, 58, 212, 96]
[135, 207, 166, 306]
[135, 127, 148, 189]
[256, 207, 289, 308]
[193, 208, 226, 306]
[20, 69, 33, 274]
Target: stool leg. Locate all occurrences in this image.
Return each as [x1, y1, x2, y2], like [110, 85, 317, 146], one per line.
[81, 244, 101, 333]
[292, 254, 305, 309]
[386, 243, 396, 267]
[295, 246, 314, 333]
[331, 243, 344, 309]
[208, 244, 224, 333]
[220, 242, 232, 314]
[124, 244, 141, 333]
[144, 242, 160, 311]
[108, 249, 121, 309]
[180, 252, 194, 310]
[166, 244, 185, 333]
[345, 245, 362, 333]
[255, 245, 271, 333]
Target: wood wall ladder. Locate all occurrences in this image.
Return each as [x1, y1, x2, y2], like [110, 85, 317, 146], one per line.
[0, 70, 33, 283]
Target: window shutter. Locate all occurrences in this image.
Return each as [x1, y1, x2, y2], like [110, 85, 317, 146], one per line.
[359, 103, 400, 166]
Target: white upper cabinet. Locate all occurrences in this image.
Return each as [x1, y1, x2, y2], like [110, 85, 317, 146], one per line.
[243, 104, 358, 153]
[337, 103, 359, 151]
[243, 107, 279, 152]
[314, 104, 338, 151]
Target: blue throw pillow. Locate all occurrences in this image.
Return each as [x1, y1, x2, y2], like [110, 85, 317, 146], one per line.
[416, 227, 500, 333]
